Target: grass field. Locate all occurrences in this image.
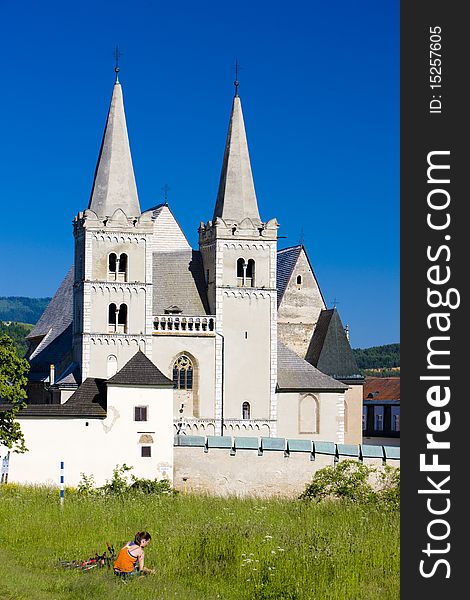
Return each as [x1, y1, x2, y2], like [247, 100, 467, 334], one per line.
[0, 485, 399, 600]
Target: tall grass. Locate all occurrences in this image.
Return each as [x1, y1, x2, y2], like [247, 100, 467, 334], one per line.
[0, 485, 399, 600]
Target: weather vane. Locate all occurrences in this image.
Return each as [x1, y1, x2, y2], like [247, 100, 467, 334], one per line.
[162, 184, 171, 204]
[234, 59, 240, 96]
[114, 45, 121, 83]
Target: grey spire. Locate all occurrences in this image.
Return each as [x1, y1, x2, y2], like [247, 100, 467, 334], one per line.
[213, 95, 260, 223]
[88, 82, 141, 217]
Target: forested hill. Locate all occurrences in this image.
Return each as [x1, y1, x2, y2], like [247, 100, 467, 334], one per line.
[0, 297, 50, 324]
[352, 343, 400, 370]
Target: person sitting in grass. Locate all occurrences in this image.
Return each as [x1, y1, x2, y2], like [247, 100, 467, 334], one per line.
[114, 531, 155, 576]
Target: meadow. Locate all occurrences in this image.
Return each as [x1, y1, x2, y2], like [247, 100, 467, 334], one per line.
[0, 485, 399, 600]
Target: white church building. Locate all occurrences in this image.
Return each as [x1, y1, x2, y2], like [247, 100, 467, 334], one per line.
[1, 74, 364, 486]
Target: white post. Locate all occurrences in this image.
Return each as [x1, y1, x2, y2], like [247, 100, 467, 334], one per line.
[60, 461, 65, 506]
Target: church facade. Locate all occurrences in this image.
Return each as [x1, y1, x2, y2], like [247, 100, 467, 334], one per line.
[5, 76, 364, 484]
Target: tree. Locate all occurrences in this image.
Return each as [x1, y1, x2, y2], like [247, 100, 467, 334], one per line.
[0, 333, 29, 452]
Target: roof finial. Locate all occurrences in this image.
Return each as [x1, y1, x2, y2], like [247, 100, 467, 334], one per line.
[114, 45, 121, 83]
[234, 59, 240, 97]
[162, 183, 171, 205]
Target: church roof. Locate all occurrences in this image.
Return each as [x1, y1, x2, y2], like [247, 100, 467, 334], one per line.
[153, 250, 209, 315]
[88, 82, 141, 218]
[213, 95, 261, 223]
[107, 351, 173, 387]
[277, 341, 348, 392]
[305, 309, 363, 381]
[27, 267, 74, 341]
[145, 204, 192, 252]
[276, 245, 303, 306]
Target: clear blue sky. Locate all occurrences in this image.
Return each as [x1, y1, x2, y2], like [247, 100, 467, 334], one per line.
[0, 0, 399, 349]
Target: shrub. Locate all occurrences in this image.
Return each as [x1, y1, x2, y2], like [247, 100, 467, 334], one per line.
[299, 460, 399, 510]
[76, 464, 178, 497]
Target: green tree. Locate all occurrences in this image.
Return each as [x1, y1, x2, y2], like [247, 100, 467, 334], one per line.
[0, 334, 29, 452]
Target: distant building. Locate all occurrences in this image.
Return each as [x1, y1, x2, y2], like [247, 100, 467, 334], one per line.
[362, 377, 400, 447]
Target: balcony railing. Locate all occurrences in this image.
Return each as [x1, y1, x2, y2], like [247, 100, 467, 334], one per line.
[154, 315, 216, 334]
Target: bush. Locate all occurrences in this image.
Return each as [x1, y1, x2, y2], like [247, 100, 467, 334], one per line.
[77, 464, 178, 497]
[299, 460, 399, 509]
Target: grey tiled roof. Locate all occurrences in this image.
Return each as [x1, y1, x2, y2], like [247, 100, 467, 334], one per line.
[276, 246, 302, 307]
[108, 351, 173, 387]
[152, 250, 209, 315]
[305, 309, 363, 381]
[0, 378, 107, 418]
[277, 341, 347, 391]
[27, 267, 74, 340]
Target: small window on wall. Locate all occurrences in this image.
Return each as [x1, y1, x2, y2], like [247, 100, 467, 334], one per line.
[296, 275, 302, 286]
[362, 406, 368, 431]
[391, 407, 400, 432]
[141, 446, 151, 457]
[374, 406, 384, 431]
[134, 406, 148, 421]
[242, 401, 251, 420]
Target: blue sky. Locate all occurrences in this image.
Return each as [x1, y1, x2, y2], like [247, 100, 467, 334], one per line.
[0, 0, 399, 348]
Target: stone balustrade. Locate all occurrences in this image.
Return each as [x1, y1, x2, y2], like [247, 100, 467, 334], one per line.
[154, 315, 216, 334]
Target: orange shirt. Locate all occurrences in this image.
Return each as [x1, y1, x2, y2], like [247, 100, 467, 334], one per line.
[114, 543, 140, 573]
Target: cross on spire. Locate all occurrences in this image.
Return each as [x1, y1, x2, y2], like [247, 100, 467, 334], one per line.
[233, 59, 241, 97]
[162, 183, 171, 204]
[331, 298, 340, 309]
[114, 45, 121, 83]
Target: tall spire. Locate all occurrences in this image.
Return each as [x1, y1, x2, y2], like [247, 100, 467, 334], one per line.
[88, 80, 141, 218]
[213, 93, 261, 223]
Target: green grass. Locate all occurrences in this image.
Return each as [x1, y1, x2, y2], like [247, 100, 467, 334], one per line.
[0, 485, 399, 600]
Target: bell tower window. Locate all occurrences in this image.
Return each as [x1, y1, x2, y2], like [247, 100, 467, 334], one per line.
[108, 303, 128, 333]
[117, 253, 128, 282]
[108, 253, 117, 280]
[237, 258, 255, 287]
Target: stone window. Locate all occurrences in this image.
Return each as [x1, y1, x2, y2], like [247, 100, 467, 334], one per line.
[108, 303, 117, 332]
[141, 446, 151, 457]
[296, 274, 302, 286]
[108, 303, 128, 333]
[107, 355, 118, 378]
[299, 394, 319, 434]
[173, 355, 193, 390]
[242, 401, 251, 420]
[118, 253, 128, 282]
[134, 406, 148, 421]
[236, 258, 255, 287]
[108, 253, 117, 277]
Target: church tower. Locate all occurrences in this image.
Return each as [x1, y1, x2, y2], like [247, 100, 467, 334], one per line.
[199, 86, 279, 434]
[73, 77, 154, 381]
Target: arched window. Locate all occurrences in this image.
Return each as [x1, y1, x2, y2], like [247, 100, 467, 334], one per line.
[108, 253, 117, 279]
[117, 303, 128, 333]
[118, 253, 128, 281]
[107, 355, 118, 377]
[108, 303, 127, 333]
[296, 274, 302, 286]
[173, 355, 193, 390]
[246, 259, 255, 286]
[242, 401, 251, 420]
[299, 394, 319, 434]
[236, 258, 255, 287]
[108, 303, 117, 332]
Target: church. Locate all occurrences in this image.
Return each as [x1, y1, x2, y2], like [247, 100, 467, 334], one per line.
[2, 73, 364, 486]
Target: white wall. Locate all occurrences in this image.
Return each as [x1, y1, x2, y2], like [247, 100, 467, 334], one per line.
[2, 385, 173, 487]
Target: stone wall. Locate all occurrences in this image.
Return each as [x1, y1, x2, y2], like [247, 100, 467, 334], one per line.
[173, 435, 400, 498]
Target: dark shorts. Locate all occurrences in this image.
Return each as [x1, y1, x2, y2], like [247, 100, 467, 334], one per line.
[114, 567, 139, 577]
